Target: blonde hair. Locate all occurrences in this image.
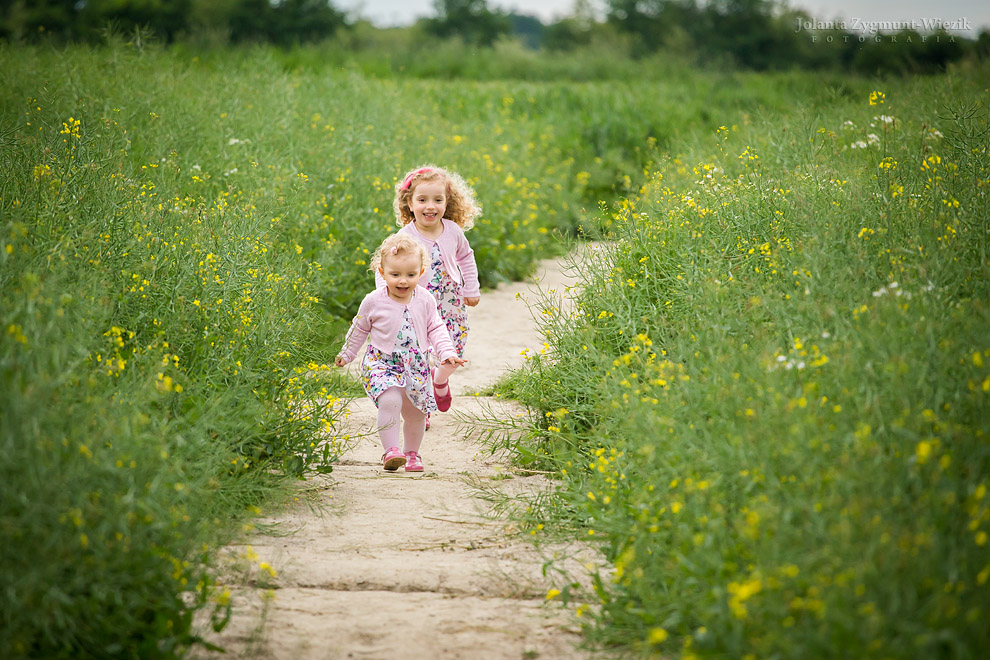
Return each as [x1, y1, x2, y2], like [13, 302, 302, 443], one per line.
[393, 164, 482, 231]
[370, 233, 428, 273]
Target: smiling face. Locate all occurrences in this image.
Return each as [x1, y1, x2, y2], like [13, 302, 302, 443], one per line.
[409, 180, 447, 237]
[379, 250, 424, 303]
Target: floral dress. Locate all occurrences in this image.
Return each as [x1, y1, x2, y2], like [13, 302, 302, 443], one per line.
[360, 309, 436, 414]
[426, 243, 469, 357]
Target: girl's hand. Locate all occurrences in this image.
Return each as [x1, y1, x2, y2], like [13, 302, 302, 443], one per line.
[334, 356, 347, 367]
[443, 356, 468, 367]
[465, 296, 480, 307]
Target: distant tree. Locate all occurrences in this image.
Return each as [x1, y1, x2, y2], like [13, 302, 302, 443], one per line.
[1, 0, 80, 39]
[607, 0, 819, 69]
[976, 29, 990, 59]
[268, 0, 345, 45]
[702, 0, 796, 69]
[606, 0, 703, 53]
[0, 0, 344, 44]
[543, 17, 591, 51]
[507, 11, 543, 49]
[853, 29, 967, 76]
[79, 0, 192, 42]
[426, 0, 510, 47]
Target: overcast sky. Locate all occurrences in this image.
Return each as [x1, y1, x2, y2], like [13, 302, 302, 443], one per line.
[340, 0, 989, 35]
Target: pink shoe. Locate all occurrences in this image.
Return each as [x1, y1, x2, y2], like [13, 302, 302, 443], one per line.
[404, 451, 424, 472]
[382, 446, 406, 471]
[433, 380, 452, 412]
[425, 414, 431, 431]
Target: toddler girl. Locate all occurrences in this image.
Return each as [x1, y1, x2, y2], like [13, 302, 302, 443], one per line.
[336, 234, 466, 472]
[384, 165, 482, 418]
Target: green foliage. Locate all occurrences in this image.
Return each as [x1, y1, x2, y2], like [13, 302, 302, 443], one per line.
[604, 0, 979, 74]
[509, 67, 990, 657]
[1, 38, 775, 657]
[5, 36, 986, 659]
[0, 43, 346, 658]
[423, 0, 510, 47]
[0, 0, 345, 44]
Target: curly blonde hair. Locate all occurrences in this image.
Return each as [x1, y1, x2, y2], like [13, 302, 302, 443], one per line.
[369, 233, 428, 273]
[393, 164, 482, 231]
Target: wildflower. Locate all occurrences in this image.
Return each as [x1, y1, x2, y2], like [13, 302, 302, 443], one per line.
[728, 577, 763, 619]
[868, 90, 885, 106]
[648, 627, 669, 644]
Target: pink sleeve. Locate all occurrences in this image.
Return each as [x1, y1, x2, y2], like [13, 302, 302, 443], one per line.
[455, 232, 480, 298]
[337, 296, 373, 363]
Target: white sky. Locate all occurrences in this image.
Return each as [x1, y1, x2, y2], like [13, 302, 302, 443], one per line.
[340, 0, 989, 35]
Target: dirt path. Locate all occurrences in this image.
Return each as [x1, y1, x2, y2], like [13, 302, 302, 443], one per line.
[199, 256, 599, 660]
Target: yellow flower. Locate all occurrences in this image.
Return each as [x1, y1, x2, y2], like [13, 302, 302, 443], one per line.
[648, 627, 669, 644]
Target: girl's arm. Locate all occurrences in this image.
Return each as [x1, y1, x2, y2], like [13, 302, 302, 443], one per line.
[455, 232, 481, 300]
[335, 298, 373, 365]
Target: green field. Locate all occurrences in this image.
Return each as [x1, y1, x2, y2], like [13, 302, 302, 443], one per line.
[2, 39, 988, 659]
[500, 62, 990, 658]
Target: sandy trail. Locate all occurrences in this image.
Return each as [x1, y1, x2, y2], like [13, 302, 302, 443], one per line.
[198, 256, 599, 660]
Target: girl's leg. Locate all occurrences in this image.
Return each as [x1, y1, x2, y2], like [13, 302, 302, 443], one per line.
[400, 393, 427, 453]
[433, 362, 457, 393]
[376, 387, 404, 451]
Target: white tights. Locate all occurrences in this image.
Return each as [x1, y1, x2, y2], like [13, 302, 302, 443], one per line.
[376, 387, 426, 453]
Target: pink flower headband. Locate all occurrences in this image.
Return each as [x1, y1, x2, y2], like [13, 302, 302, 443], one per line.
[400, 167, 433, 191]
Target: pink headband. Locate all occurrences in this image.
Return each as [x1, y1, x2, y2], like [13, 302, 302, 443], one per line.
[400, 167, 432, 191]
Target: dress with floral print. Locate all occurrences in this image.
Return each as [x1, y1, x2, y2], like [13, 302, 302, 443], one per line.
[425, 243, 469, 357]
[360, 308, 436, 414]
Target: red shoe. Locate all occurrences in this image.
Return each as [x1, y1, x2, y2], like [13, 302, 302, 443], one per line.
[433, 380, 452, 412]
[382, 446, 406, 471]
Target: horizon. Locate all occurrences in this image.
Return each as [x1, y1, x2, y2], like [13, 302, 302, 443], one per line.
[339, 0, 989, 36]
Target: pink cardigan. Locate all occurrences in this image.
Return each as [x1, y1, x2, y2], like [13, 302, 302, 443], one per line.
[390, 220, 480, 298]
[337, 286, 458, 364]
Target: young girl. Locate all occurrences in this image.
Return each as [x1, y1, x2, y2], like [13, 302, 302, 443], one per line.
[384, 165, 482, 419]
[335, 234, 466, 472]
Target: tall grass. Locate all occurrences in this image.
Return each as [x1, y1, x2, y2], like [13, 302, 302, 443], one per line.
[0, 39, 781, 657]
[506, 64, 990, 657]
[0, 44, 344, 658]
[3, 37, 963, 658]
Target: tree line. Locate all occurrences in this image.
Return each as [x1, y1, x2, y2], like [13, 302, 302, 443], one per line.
[2, 0, 987, 74]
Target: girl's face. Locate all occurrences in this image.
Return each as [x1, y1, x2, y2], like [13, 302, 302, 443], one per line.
[409, 180, 447, 234]
[379, 250, 424, 303]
